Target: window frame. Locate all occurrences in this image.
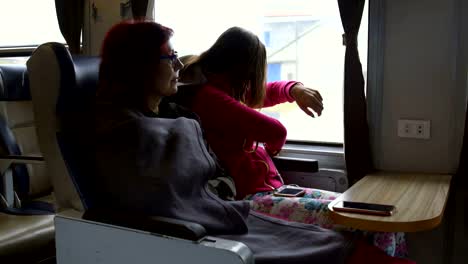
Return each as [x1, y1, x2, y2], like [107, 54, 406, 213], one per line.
[258, 1, 372, 147]
[0, 47, 35, 58]
[365, 0, 385, 170]
[280, 0, 384, 170]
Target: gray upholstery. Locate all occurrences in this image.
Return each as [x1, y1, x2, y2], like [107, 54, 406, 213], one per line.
[0, 212, 54, 261]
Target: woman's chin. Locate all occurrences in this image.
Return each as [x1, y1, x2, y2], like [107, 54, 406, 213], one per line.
[165, 85, 178, 95]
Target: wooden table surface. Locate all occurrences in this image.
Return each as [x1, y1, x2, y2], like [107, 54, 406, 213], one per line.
[328, 171, 452, 232]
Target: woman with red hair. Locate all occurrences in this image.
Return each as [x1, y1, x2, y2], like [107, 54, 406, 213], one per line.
[97, 21, 182, 112]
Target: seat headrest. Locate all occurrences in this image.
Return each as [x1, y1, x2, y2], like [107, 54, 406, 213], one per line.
[0, 64, 31, 101]
[58, 56, 100, 114]
[56, 53, 100, 210]
[41, 43, 100, 115]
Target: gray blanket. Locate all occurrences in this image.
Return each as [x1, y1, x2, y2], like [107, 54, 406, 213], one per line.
[93, 105, 352, 264]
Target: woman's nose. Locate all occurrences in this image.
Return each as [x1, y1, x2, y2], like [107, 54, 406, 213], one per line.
[174, 58, 184, 71]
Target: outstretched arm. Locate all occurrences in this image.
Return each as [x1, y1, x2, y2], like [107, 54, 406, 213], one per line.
[262, 81, 298, 107]
[262, 81, 324, 118]
[194, 86, 287, 154]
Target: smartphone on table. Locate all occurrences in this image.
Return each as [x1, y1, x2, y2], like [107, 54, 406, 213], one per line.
[332, 201, 395, 216]
[273, 187, 305, 197]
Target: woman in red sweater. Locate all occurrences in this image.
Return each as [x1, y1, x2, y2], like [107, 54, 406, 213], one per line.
[181, 27, 324, 199]
[180, 27, 411, 260]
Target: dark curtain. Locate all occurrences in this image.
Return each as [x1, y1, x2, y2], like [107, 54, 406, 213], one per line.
[443, 105, 468, 262]
[456, 108, 468, 231]
[131, 0, 150, 19]
[338, 0, 373, 185]
[456, 105, 468, 231]
[55, 0, 84, 54]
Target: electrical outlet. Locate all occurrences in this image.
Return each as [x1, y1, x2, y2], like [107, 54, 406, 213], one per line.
[398, 119, 431, 139]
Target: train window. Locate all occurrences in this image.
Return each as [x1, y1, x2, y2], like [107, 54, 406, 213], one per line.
[155, 0, 368, 144]
[0, 0, 65, 47]
[0, 57, 28, 65]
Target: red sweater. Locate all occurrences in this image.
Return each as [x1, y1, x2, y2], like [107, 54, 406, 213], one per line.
[191, 81, 298, 199]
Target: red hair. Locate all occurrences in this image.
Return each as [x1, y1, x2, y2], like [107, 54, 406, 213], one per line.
[97, 20, 173, 104]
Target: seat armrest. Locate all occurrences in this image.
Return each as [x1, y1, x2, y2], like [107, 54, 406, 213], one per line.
[82, 209, 207, 241]
[0, 155, 45, 166]
[272, 156, 318, 173]
[0, 155, 45, 208]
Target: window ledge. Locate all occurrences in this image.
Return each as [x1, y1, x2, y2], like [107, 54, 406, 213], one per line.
[280, 143, 344, 157]
[0, 46, 37, 57]
[279, 143, 345, 170]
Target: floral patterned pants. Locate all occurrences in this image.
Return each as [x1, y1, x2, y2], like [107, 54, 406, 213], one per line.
[245, 188, 408, 258]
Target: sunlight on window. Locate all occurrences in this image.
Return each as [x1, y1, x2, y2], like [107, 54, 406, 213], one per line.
[155, 0, 368, 143]
[0, 0, 64, 47]
[0, 57, 28, 65]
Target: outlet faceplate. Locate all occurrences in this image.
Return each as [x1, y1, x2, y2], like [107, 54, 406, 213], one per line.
[397, 119, 431, 139]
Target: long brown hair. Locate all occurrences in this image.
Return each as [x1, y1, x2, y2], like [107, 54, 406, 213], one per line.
[97, 20, 173, 106]
[182, 27, 267, 107]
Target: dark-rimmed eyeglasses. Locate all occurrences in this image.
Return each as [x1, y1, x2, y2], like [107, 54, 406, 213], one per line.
[160, 51, 178, 66]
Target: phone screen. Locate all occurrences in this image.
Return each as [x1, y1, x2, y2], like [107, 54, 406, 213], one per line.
[274, 187, 305, 197]
[333, 201, 395, 216]
[343, 201, 395, 212]
[278, 188, 304, 195]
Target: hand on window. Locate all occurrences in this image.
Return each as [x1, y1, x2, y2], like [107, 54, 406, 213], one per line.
[290, 84, 324, 117]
